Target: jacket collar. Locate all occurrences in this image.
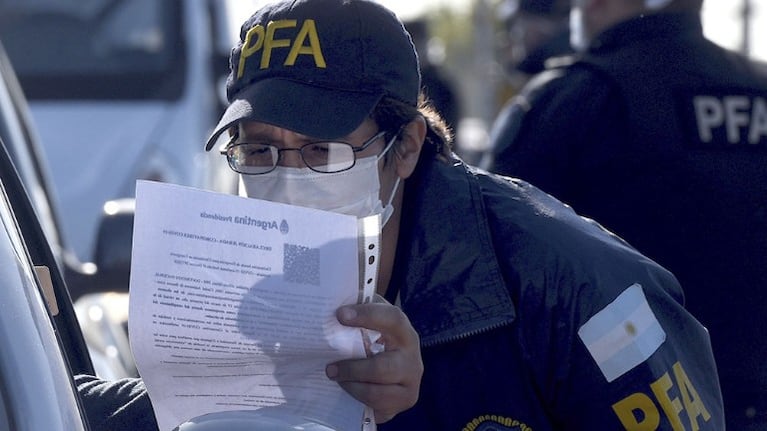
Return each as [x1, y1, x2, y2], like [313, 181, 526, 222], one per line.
[390, 154, 516, 347]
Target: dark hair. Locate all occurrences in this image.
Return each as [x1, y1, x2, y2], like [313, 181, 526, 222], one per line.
[371, 92, 454, 164]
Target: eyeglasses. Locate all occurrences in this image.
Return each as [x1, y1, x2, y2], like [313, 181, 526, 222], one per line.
[223, 130, 389, 175]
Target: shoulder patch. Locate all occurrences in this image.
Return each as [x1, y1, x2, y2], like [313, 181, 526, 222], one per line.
[578, 284, 666, 382]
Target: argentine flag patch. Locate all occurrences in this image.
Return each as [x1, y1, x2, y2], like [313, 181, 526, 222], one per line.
[578, 284, 666, 382]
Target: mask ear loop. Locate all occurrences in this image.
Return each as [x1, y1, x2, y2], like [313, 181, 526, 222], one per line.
[380, 177, 400, 227]
[380, 130, 404, 227]
[376, 123, 409, 161]
[376, 131, 399, 162]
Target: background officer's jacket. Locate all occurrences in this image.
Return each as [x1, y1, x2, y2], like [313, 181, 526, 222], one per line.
[488, 11, 767, 428]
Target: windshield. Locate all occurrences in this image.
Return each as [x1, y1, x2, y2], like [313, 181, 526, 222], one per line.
[0, 42, 64, 263]
[0, 0, 185, 100]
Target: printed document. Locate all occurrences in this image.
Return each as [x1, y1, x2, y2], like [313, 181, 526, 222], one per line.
[128, 180, 380, 431]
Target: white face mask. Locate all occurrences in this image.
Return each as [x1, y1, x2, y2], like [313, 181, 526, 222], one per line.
[239, 135, 401, 226]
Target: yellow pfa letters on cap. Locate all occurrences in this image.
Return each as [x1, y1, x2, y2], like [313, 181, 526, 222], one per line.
[238, 19, 327, 78]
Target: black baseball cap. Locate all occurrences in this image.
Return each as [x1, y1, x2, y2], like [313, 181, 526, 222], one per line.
[205, 0, 421, 151]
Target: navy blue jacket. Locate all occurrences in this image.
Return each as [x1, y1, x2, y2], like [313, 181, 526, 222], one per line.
[488, 12, 767, 428]
[77, 149, 725, 430]
[379, 149, 723, 430]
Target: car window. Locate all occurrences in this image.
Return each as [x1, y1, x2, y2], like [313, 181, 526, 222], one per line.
[0, 177, 87, 430]
[0, 0, 185, 100]
[0, 41, 63, 259]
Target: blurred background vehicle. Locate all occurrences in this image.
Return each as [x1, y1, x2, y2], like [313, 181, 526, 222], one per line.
[0, 38, 137, 379]
[0, 135, 93, 430]
[0, 41, 101, 424]
[0, 0, 239, 264]
[0, 0, 241, 381]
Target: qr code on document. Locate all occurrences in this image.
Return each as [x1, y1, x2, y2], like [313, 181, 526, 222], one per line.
[283, 243, 320, 286]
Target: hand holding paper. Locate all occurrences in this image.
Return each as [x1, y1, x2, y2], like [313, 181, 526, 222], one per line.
[128, 181, 389, 431]
[327, 300, 422, 424]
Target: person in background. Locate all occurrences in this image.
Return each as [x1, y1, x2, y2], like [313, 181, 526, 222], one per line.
[404, 18, 461, 132]
[479, 0, 572, 169]
[486, 0, 767, 428]
[78, 0, 725, 429]
[499, 0, 572, 79]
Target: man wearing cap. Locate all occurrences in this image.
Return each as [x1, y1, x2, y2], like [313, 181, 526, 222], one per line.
[487, 0, 767, 428]
[498, 0, 572, 77]
[77, 0, 725, 430]
[480, 0, 573, 169]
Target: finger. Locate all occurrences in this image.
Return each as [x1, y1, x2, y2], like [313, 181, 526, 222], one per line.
[327, 351, 401, 384]
[329, 355, 422, 424]
[336, 303, 419, 348]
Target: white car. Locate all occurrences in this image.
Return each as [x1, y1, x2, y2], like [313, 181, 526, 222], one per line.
[0, 63, 95, 430]
[0, 0, 239, 263]
[0, 35, 139, 381]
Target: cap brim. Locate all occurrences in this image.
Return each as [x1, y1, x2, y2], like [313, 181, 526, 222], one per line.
[205, 78, 383, 151]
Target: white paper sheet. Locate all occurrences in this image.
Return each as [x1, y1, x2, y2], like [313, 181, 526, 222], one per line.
[128, 180, 378, 431]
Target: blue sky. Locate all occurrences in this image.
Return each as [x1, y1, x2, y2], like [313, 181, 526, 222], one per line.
[702, 1, 766, 61]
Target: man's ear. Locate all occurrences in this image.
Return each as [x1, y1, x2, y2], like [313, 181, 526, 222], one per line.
[394, 116, 426, 180]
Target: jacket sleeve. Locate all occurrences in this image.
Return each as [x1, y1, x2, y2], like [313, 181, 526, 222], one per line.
[75, 374, 159, 431]
[556, 276, 725, 430]
[506, 193, 726, 430]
